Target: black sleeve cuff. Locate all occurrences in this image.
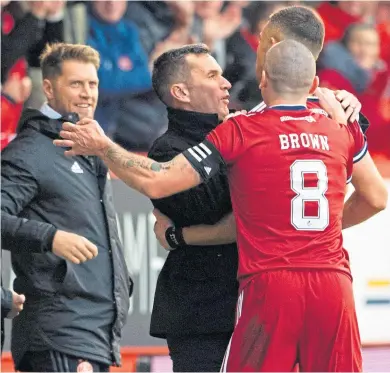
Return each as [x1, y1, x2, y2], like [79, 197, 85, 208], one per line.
[42, 226, 58, 253]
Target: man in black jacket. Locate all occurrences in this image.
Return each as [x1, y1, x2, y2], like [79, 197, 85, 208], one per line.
[1, 43, 132, 372]
[147, 44, 238, 372]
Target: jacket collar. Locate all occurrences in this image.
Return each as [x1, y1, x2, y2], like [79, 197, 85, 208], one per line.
[18, 108, 80, 138]
[167, 107, 220, 140]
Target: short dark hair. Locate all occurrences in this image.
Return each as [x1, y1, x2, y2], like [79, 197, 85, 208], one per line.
[40, 43, 100, 80]
[152, 44, 210, 106]
[269, 6, 325, 59]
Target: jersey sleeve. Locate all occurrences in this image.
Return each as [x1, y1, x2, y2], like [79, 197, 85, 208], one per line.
[346, 119, 368, 183]
[206, 116, 245, 164]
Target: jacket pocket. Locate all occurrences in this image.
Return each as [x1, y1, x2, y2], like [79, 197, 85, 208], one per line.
[27, 253, 66, 294]
[59, 260, 83, 298]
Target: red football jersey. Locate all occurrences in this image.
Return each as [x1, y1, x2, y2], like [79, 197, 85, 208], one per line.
[207, 105, 367, 289]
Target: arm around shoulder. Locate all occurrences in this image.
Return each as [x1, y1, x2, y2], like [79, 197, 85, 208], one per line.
[342, 152, 388, 229]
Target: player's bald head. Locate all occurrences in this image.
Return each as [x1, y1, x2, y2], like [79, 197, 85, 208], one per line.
[263, 39, 316, 96]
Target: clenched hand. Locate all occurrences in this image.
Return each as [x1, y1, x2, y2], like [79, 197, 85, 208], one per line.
[6, 291, 26, 319]
[52, 230, 98, 264]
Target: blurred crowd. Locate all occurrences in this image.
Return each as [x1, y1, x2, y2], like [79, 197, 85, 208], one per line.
[1, 0, 390, 157]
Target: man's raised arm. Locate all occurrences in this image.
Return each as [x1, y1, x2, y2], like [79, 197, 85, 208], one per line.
[98, 140, 200, 199]
[54, 118, 223, 199]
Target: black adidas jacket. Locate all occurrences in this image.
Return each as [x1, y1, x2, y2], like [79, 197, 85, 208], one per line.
[1, 109, 132, 369]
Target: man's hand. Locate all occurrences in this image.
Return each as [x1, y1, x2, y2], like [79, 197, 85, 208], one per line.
[53, 118, 110, 157]
[315, 87, 348, 125]
[7, 291, 25, 319]
[153, 209, 173, 250]
[334, 90, 362, 123]
[28, 1, 48, 19]
[203, 3, 242, 47]
[45, 0, 65, 18]
[166, 1, 195, 28]
[52, 230, 98, 264]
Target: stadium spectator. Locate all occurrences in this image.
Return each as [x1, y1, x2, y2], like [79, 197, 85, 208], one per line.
[316, 1, 390, 71]
[224, 2, 287, 109]
[1, 43, 132, 372]
[1, 1, 66, 110]
[126, 1, 194, 57]
[192, 1, 243, 70]
[318, 23, 390, 157]
[1, 1, 64, 147]
[87, 0, 167, 151]
[1, 68, 32, 150]
[316, 1, 379, 43]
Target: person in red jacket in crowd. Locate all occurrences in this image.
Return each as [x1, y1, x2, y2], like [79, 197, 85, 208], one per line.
[318, 23, 390, 158]
[316, 1, 390, 69]
[1, 62, 32, 150]
[1, 0, 65, 150]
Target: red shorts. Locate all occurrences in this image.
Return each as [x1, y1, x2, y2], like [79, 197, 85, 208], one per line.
[221, 270, 362, 372]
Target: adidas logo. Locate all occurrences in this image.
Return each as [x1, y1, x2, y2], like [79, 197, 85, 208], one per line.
[204, 166, 212, 175]
[71, 161, 83, 174]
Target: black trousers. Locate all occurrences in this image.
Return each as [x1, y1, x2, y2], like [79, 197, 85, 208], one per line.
[166, 332, 232, 372]
[19, 350, 109, 372]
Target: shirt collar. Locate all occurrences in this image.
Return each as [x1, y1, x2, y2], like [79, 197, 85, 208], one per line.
[268, 104, 307, 111]
[39, 103, 62, 119]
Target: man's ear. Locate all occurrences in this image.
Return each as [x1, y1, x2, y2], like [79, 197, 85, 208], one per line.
[42, 79, 54, 100]
[309, 76, 320, 95]
[170, 83, 190, 103]
[259, 70, 268, 90]
[270, 36, 279, 46]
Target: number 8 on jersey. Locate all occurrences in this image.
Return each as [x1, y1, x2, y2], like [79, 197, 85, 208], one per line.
[290, 160, 329, 231]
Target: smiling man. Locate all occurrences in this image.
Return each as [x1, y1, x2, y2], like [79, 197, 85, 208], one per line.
[1, 43, 132, 372]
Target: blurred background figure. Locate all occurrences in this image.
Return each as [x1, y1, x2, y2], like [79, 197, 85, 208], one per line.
[1, 0, 65, 149]
[319, 23, 390, 158]
[224, 1, 287, 109]
[87, 0, 167, 151]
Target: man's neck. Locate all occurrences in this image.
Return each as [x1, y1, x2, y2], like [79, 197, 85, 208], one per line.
[265, 97, 308, 108]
